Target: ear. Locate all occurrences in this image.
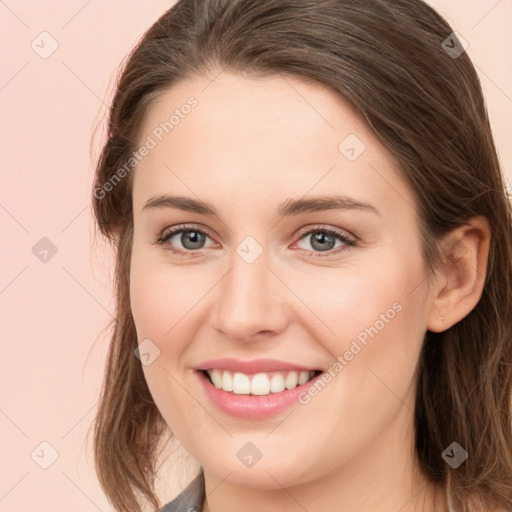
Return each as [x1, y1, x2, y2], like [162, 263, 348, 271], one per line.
[426, 216, 491, 333]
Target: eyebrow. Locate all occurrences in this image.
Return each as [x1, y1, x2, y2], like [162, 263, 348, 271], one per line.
[142, 194, 380, 217]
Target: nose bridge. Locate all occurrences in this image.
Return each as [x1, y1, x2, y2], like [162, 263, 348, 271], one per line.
[213, 245, 288, 341]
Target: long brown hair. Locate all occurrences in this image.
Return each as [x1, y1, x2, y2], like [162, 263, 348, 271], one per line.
[90, 1, 512, 511]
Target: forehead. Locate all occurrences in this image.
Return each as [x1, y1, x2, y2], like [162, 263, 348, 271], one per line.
[131, 72, 416, 219]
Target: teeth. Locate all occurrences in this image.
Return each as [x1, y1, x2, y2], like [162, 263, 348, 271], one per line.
[270, 373, 285, 393]
[298, 371, 310, 385]
[284, 371, 298, 389]
[221, 370, 233, 392]
[206, 369, 317, 395]
[232, 372, 251, 394]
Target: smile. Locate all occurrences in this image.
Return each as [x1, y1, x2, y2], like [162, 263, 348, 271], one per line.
[196, 369, 325, 419]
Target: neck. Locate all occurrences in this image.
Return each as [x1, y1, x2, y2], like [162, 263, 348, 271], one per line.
[201, 403, 449, 512]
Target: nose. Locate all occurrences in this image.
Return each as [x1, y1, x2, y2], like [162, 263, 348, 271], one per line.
[211, 250, 290, 343]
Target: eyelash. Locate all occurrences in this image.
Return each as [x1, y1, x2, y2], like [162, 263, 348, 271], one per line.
[153, 223, 356, 258]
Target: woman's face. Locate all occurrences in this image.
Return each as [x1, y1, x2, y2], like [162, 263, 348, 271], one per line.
[129, 72, 437, 490]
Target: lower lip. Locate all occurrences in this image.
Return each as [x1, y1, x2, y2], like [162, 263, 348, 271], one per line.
[196, 370, 323, 419]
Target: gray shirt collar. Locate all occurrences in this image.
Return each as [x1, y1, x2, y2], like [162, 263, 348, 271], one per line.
[159, 468, 205, 512]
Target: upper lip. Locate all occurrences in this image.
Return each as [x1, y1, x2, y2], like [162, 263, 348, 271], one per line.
[196, 358, 320, 374]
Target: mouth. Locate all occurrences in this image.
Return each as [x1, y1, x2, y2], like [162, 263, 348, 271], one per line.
[196, 367, 325, 419]
[199, 368, 323, 395]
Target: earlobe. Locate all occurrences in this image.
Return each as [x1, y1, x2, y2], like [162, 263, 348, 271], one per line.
[426, 216, 491, 333]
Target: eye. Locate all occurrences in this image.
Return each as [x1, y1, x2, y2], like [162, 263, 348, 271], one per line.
[293, 225, 356, 256]
[153, 223, 214, 257]
[153, 223, 356, 258]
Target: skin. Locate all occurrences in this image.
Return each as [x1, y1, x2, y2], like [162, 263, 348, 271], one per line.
[129, 71, 490, 512]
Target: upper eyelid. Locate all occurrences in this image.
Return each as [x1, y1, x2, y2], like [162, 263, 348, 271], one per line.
[160, 223, 215, 241]
[295, 224, 353, 240]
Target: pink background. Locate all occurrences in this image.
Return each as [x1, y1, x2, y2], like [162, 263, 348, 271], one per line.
[1, 1, 511, 510]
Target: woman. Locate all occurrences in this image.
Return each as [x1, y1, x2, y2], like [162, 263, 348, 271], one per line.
[90, 1, 512, 511]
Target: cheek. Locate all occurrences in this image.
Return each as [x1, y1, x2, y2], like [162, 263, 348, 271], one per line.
[290, 256, 428, 398]
[130, 261, 210, 436]
[129, 253, 211, 345]
[347, 283, 427, 416]
[282, 261, 416, 346]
